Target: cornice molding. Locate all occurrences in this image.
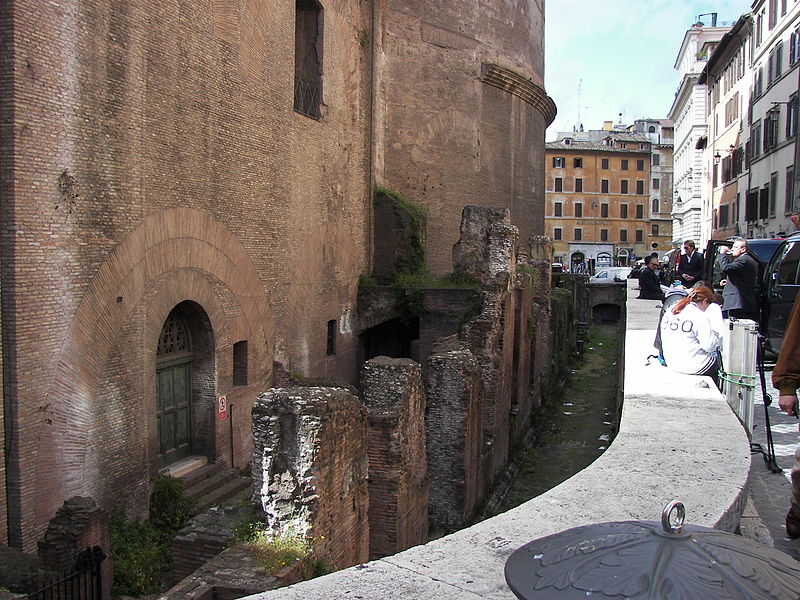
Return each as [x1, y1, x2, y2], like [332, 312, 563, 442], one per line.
[481, 63, 557, 125]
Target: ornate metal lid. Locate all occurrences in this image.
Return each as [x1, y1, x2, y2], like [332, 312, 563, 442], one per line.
[505, 501, 800, 599]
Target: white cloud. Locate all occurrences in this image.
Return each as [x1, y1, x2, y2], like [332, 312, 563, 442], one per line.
[545, 0, 751, 139]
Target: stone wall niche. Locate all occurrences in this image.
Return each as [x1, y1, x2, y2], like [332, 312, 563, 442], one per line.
[361, 357, 429, 559]
[251, 387, 369, 571]
[424, 337, 484, 531]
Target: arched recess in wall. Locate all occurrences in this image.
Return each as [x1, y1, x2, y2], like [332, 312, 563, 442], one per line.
[31, 208, 274, 534]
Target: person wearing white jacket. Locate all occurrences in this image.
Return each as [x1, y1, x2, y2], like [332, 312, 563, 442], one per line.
[660, 285, 724, 383]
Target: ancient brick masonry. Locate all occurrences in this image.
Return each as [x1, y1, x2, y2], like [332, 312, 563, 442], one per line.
[456, 206, 521, 483]
[361, 357, 429, 560]
[251, 388, 369, 570]
[425, 337, 484, 530]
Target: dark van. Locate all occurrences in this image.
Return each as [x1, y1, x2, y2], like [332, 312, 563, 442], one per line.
[704, 235, 798, 355]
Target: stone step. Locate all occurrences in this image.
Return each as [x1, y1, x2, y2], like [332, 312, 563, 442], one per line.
[179, 462, 227, 493]
[194, 474, 251, 512]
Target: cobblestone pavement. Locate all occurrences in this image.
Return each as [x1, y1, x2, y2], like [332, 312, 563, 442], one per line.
[746, 362, 800, 561]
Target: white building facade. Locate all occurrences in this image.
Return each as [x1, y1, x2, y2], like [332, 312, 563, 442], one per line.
[745, 0, 800, 238]
[670, 23, 731, 247]
[700, 14, 752, 240]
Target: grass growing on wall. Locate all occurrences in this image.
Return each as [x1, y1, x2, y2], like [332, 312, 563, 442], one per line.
[234, 504, 330, 577]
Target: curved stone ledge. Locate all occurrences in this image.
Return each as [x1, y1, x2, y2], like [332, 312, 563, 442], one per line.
[481, 63, 557, 126]
[245, 284, 751, 599]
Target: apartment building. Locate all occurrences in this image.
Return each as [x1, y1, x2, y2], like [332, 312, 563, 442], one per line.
[699, 14, 752, 240]
[745, 0, 800, 237]
[669, 20, 732, 246]
[631, 118, 675, 251]
[545, 125, 654, 270]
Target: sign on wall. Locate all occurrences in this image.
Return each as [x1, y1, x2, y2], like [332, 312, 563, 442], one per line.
[217, 395, 228, 420]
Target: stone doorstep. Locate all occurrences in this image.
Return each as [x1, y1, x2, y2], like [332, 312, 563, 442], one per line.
[161, 456, 209, 479]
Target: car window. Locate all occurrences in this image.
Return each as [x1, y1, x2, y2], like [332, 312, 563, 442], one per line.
[596, 271, 608, 278]
[777, 242, 800, 285]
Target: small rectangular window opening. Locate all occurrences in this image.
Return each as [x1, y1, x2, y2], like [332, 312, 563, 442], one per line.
[327, 320, 337, 355]
[233, 341, 248, 386]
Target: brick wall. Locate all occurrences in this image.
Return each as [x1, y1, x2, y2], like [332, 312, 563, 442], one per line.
[374, 0, 549, 275]
[424, 337, 484, 531]
[251, 387, 369, 570]
[361, 357, 428, 559]
[2, 0, 371, 550]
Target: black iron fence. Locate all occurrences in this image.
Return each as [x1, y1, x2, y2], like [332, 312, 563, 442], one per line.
[28, 546, 106, 600]
[294, 76, 321, 119]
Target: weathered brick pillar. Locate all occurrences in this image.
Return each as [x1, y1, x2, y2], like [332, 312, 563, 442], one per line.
[361, 357, 429, 559]
[251, 387, 369, 570]
[456, 205, 519, 483]
[425, 337, 484, 531]
[527, 235, 555, 409]
[37, 496, 112, 600]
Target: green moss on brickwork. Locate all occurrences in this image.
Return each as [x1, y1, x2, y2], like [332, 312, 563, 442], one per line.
[517, 263, 538, 286]
[374, 187, 427, 280]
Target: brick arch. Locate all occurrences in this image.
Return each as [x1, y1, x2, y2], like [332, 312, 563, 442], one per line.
[31, 208, 273, 537]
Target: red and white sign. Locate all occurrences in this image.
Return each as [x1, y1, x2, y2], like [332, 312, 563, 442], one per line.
[217, 395, 228, 420]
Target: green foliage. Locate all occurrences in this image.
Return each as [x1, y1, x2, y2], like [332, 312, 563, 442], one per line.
[245, 530, 312, 573]
[111, 475, 197, 596]
[149, 474, 195, 534]
[517, 263, 538, 285]
[234, 507, 331, 578]
[111, 512, 171, 596]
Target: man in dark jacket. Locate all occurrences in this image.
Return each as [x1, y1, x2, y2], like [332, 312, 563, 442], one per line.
[717, 237, 759, 320]
[637, 256, 664, 300]
[677, 239, 704, 286]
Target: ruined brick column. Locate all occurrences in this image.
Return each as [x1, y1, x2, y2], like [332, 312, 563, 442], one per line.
[425, 337, 483, 531]
[361, 357, 428, 559]
[251, 387, 369, 570]
[455, 206, 519, 483]
[37, 497, 112, 600]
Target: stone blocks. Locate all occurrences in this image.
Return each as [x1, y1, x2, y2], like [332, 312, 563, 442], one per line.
[424, 338, 484, 530]
[251, 387, 369, 570]
[361, 357, 429, 559]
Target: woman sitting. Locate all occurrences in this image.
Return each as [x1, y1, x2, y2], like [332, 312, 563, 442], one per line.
[660, 285, 724, 384]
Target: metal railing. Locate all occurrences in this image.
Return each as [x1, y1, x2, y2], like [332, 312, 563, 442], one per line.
[28, 546, 106, 600]
[294, 76, 321, 120]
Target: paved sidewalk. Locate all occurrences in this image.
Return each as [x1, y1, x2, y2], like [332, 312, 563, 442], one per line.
[746, 363, 800, 561]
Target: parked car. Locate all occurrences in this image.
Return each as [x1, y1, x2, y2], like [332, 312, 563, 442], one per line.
[704, 234, 797, 355]
[589, 267, 632, 282]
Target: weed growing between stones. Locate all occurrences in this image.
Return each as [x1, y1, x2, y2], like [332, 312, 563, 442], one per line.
[234, 504, 330, 578]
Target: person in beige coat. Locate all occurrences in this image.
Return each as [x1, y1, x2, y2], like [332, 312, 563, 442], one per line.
[773, 298, 800, 538]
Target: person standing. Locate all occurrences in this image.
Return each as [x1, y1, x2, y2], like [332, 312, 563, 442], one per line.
[637, 256, 664, 300]
[773, 297, 800, 538]
[717, 237, 759, 321]
[677, 240, 704, 286]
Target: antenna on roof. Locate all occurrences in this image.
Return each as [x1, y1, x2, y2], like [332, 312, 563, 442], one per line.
[577, 78, 583, 129]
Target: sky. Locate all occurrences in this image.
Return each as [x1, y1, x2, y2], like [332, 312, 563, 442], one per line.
[545, 0, 752, 140]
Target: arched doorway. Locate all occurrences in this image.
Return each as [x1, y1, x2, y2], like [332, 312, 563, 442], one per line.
[156, 301, 216, 466]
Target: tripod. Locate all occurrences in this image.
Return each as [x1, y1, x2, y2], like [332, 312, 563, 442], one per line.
[752, 333, 783, 474]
